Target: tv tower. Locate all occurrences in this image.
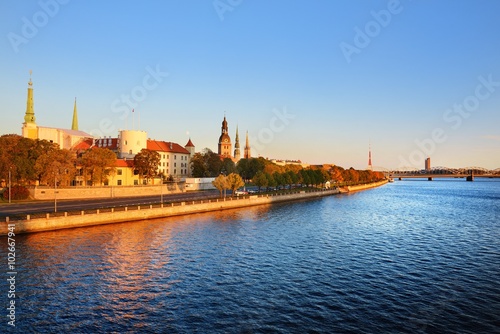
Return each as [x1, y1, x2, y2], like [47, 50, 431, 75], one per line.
[368, 142, 373, 171]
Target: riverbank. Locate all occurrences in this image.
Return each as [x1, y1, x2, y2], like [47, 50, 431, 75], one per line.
[1, 180, 388, 235]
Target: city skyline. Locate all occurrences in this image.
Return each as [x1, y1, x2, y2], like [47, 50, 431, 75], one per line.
[1, 1, 499, 170]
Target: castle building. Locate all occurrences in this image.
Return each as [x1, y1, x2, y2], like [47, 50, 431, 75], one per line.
[21, 71, 93, 149]
[218, 115, 232, 158]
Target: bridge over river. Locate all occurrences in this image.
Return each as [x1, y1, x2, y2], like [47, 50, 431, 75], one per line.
[389, 166, 500, 181]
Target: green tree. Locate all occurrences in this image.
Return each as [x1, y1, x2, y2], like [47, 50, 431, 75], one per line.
[284, 170, 298, 189]
[190, 152, 208, 177]
[221, 157, 236, 175]
[212, 174, 229, 198]
[134, 149, 161, 183]
[253, 171, 268, 192]
[226, 173, 245, 197]
[190, 148, 224, 177]
[266, 172, 277, 191]
[273, 171, 284, 190]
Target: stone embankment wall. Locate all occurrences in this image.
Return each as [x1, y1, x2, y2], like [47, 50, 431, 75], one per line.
[1, 189, 340, 235]
[30, 183, 185, 200]
[1, 180, 389, 235]
[346, 179, 388, 192]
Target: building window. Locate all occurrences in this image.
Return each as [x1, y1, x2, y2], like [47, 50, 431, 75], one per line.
[134, 180, 139, 185]
[167, 155, 169, 159]
[117, 180, 122, 186]
[117, 169, 123, 176]
[174, 163, 176, 167]
[174, 155, 177, 160]
[163, 162, 165, 167]
[174, 169, 177, 174]
[167, 162, 169, 167]
[163, 154, 165, 159]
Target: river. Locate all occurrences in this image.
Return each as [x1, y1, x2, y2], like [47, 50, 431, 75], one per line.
[1, 179, 499, 333]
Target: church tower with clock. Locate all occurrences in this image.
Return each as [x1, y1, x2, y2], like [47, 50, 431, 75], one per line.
[218, 115, 232, 158]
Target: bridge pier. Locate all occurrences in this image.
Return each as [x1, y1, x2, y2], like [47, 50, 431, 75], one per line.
[428, 177, 433, 181]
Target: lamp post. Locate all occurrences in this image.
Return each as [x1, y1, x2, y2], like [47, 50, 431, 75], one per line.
[54, 173, 57, 213]
[160, 175, 163, 204]
[8, 167, 12, 204]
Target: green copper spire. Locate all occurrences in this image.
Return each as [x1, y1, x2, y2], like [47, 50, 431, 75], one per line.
[72, 97, 79, 130]
[24, 70, 36, 124]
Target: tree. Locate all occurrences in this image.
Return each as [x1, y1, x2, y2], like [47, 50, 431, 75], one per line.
[237, 157, 266, 181]
[266, 172, 277, 191]
[289, 170, 299, 187]
[190, 148, 224, 177]
[35, 149, 76, 187]
[80, 147, 117, 186]
[222, 157, 236, 175]
[253, 171, 268, 192]
[190, 152, 208, 177]
[134, 149, 161, 183]
[212, 174, 229, 198]
[273, 171, 284, 190]
[226, 173, 245, 197]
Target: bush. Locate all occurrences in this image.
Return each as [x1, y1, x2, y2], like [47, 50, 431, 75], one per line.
[3, 185, 30, 201]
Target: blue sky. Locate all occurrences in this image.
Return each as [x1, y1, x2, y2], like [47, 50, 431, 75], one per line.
[1, 0, 499, 170]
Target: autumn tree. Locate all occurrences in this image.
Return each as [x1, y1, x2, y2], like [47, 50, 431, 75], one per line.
[226, 173, 245, 197]
[35, 149, 76, 187]
[212, 174, 229, 198]
[80, 147, 117, 186]
[134, 149, 161, 183]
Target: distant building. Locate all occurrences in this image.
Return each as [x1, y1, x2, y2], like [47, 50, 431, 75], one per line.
[425, 157, 431, 171]
[218, 116, 232, 158]
[368, 144, 373, 171]
[21, 72, 93, 149]
[217, 115, 251, 161]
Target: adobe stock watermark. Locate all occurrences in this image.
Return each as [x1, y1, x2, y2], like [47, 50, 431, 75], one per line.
[398, 74, 499, 168]
[7, 0, 70, 54]
[85, 64, 169, 137]
[339, 0, 408, 64]
[213, 0, 243, 21]
[248, 107, 295, 157]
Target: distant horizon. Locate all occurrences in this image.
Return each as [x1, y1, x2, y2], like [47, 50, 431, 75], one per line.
[1, 1, 499, 170]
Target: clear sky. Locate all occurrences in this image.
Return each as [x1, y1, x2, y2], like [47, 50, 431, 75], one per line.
[1, 0, 499, 170]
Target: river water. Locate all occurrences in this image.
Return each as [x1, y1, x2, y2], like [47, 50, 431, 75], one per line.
[1, 179, 499, 333]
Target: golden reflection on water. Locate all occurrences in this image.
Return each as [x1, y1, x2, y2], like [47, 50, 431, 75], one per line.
[19, 204, 273, 318]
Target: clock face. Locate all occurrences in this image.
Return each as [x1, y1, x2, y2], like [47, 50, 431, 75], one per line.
[224, 139, 228, 142]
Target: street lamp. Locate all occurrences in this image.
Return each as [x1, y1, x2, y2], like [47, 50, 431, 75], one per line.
[8, 167, 11, 204]
[54, 173, 57, 213]
[160, 175, 163, 204]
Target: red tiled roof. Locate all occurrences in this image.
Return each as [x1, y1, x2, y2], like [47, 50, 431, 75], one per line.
[147, 140, 190, 154]
[115, 159, 135, 168]
[185, 138, 195, 147]
[72, 138, 93, 150]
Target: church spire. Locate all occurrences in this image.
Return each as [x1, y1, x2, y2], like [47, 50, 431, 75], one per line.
[234, 125, 241, 161]
[244, 131, 251, 159]
[24, 70, 36, 124]
[72, 97, 79, 130]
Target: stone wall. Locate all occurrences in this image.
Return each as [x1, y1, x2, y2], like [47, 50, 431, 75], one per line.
[1, 189, 339, 235]
[29, 182, 185, 200]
